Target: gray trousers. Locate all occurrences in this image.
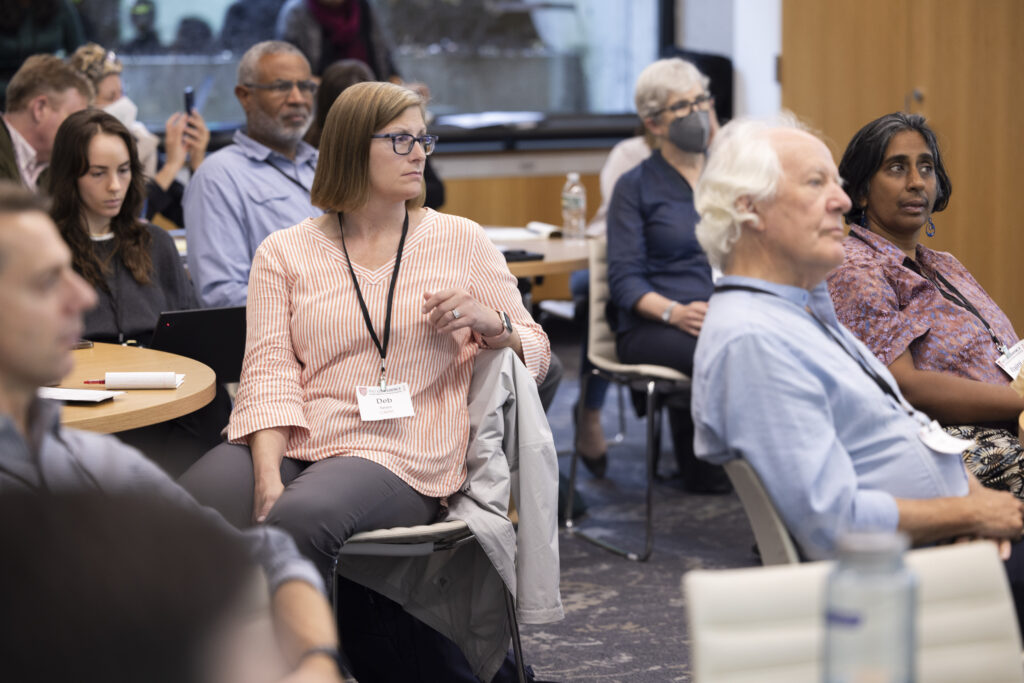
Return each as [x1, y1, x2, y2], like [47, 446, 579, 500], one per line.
[178, 444, 440, 585]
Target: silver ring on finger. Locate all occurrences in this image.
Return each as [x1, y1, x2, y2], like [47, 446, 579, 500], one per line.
[451, 308, 462, 320]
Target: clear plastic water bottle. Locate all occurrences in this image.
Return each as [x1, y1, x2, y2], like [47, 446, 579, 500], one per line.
[824, 532, 917, 683]
[560, 172, 587, 239]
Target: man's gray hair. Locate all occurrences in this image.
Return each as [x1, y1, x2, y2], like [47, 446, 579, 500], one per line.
[694, 113, 806, 269]
[634, 58, 710, 120]
[237, 41, 308, 85]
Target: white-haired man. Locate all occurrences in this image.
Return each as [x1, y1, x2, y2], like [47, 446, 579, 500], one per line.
[183, 40, 319, 307]
[690, 118, 1024, 606]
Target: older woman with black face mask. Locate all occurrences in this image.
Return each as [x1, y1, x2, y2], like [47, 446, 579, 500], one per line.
[603, 57, 729, 493]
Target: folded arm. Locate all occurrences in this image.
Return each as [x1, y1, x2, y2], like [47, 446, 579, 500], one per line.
[888, 349, 1024, 424]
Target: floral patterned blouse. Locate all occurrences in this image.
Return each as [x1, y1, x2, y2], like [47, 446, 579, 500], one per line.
[827, 224, 1018, 385]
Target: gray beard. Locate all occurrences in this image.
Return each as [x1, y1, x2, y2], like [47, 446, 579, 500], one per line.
[246, 106, 311, 153]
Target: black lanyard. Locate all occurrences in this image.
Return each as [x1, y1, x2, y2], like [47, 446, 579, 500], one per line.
[850, 229, 1008, 354]
[264, 159, 310, 193]
[337, 211, 409, 389]
[715, 283, 908, 409]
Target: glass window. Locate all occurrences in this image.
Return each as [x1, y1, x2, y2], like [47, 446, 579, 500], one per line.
[74, 0, 663, 129]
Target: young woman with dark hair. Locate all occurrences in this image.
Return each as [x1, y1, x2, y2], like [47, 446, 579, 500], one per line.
[48, 108, 195, 346]
[47, 109, 226, 475]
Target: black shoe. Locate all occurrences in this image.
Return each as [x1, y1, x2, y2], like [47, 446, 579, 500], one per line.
[578, 450, 608, 479]
[681, 462, 732, 494]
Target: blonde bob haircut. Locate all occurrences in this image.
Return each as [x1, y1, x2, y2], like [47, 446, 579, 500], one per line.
[311, 81, 426, 213]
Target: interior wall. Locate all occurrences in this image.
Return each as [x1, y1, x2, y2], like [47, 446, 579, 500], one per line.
[679, 0, 781, 118]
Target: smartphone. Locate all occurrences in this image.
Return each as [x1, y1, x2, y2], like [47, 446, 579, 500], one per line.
[183, 86, 194, 114]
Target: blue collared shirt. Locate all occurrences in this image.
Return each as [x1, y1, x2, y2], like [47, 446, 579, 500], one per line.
[183, 130, 319, 307]
[692, 275, 969, 559]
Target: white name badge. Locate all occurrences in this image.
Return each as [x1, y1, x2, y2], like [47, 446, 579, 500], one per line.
[356, 383, 415, 421]
[996, 340, 1024, 380]
[918, 419, 975, 455]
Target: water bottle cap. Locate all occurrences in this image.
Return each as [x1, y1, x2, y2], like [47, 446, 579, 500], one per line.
[567, 172, 580, 182]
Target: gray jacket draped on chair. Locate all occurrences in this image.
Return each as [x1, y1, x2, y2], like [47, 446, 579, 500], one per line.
[336, 347, 563, 681]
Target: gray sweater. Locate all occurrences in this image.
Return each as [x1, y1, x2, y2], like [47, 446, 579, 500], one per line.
[84, 223, 196, 345]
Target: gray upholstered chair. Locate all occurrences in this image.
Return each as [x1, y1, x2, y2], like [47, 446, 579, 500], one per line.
[337, 520, 527, 683]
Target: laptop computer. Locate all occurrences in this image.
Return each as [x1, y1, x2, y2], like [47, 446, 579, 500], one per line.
[149, 306, 247, 384]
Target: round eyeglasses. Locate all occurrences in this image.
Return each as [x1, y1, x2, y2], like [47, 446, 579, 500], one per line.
[650, 93, 715, 119]
[371, 133, 438, 156]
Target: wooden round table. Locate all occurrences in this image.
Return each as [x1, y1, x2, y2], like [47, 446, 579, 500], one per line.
[56, 343, 217, 434]
[495, 237, 590, 278]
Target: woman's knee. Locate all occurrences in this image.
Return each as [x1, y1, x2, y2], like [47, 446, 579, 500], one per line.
[177, 442, 255, 528]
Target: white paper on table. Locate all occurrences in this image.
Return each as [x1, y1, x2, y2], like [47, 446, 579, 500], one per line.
[484, 227, 537, 241]
[525, 221, 561, 238]
[38, 387, 125, 403]
[103, 372, 185, 389]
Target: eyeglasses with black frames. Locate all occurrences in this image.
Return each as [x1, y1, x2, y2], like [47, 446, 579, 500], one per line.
[370, 133, 438, 156]
[243, 80, 318, 97]
[650, 92, 715, 119]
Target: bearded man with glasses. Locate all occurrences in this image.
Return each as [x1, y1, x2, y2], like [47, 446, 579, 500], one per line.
[183, 41, 321, 308]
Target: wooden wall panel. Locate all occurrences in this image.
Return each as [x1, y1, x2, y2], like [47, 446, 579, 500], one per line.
[441, 173, 601, 228]
[781, 0, 909, 157]
[910, 0, 1024, 327]
[782, 0, 1024, 327]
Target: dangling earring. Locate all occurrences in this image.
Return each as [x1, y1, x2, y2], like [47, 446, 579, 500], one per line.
[925, 218, 936, 238]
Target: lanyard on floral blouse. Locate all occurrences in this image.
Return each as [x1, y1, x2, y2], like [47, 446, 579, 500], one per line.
[849, 229, 1008, 354]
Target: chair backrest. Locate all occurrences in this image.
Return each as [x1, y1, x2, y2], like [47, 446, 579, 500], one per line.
[684, 541, 1024, 683]
[723, 459, 801, 565]
[587, 237, 620, 368]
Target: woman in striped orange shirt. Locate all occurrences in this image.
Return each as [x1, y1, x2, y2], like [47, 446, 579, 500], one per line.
[180, 82, 551, 585]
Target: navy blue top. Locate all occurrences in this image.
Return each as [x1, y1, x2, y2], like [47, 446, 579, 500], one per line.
[605, 150, 714, 334]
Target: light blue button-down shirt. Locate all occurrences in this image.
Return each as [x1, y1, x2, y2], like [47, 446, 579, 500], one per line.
[183, 130, 319, 307]
[692, 275, 969, 560]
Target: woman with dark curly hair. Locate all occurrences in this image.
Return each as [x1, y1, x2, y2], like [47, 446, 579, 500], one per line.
[48, 108, 195, 346]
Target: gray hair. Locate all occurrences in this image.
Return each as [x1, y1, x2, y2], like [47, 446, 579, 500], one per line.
[694, 114, 807, 269]
[237, 40, 308, 85]
[634, 58, 710, 119]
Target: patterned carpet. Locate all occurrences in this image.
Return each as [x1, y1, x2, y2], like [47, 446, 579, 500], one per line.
[521, 321, 759, 682]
